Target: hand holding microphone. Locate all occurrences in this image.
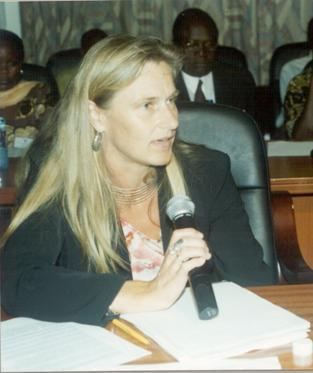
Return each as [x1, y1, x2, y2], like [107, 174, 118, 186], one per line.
[166, 195, 219, 320]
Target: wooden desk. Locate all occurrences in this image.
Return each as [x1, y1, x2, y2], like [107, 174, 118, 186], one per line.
[108, 284, 313, 369]
[269, 156, 313, 195]
[269, 156, 313, 269]
[2, 284, 312, 369]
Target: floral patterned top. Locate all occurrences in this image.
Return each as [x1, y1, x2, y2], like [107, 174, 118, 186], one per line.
[0, 80, 56, 148]
[121, 219, 164, 281]
[283, 64, 313, 138]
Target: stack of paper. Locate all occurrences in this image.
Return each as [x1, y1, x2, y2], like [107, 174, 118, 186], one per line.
[123, 282, 310, 362]
[1, 317, 150, 372]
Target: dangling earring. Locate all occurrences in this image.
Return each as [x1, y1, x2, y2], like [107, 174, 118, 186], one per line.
[20, 69, 24, 75]
[92, 131, 103, 151]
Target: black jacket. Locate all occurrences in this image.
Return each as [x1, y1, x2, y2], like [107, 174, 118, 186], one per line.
[176, 62, 256, 118]
[1, 145, 274, 326]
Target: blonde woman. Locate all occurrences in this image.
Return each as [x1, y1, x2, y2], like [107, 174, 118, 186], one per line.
[1, 35, 274, 326]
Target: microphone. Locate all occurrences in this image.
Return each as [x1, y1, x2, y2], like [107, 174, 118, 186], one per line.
[166, 195, 219, 320]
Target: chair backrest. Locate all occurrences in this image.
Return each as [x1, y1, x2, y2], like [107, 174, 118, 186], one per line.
[22, 62, 59, 99]
[269, 42, 310, 122]
[177, 102, 278, 282]
[216, 45, 248, 70]
[46, 48, 82, 96]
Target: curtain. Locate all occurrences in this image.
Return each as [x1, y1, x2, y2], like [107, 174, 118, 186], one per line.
[20, 0, 313, 85]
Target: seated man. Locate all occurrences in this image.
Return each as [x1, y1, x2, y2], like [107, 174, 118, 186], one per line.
[283, 61, 313, 139]
[172, 8, 256, 117]
[80, 28, 108, 56]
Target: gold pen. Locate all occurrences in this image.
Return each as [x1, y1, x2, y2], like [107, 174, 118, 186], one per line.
[112, 318, 150, 346]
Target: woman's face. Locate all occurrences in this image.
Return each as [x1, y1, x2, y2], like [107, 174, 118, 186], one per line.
[0, 41, 22, 91]
[101, 61, 179, 174]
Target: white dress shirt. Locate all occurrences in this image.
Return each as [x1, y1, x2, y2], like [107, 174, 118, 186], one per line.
[182, 71, 216, 102]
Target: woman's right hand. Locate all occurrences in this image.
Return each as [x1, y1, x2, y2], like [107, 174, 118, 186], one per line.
[109, 228, 211, 314]
[147, 228, 211, 310]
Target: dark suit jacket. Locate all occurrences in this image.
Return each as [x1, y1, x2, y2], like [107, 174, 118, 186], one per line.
[1, 145, 274, 326]
[176, 62, 256, 117]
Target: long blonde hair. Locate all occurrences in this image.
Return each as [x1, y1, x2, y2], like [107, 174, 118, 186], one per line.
[3, 35, 187, 272]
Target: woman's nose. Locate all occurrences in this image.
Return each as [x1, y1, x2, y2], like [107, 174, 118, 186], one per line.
[159, 103, 178, 129]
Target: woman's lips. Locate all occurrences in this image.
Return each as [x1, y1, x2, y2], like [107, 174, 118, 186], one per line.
[151, 136, 175, 150]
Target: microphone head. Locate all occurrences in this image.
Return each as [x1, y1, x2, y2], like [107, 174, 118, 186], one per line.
[166, 195, 195, 221]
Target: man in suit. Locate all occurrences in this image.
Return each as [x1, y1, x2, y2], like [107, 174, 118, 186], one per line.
[172, 8, 256, 117]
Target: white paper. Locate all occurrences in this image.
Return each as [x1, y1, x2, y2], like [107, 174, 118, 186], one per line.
[123, 282, 310, 361]
[267, 140, 313, 156]
[1, 317, 150, 372]
[114, 356, 281, 370]
[14, 136, 33, 149]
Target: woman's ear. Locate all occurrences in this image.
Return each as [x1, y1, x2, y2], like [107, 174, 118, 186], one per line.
[88, 100, 107, 132]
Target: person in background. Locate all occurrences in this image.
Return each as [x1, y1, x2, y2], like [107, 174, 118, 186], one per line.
[16, 28, 109, 189]
[80, 28, 108, 56]
[279, 17, 313, 109]
[47, 28, 108, 96]
[283, 60, 313, 139]
[172, 8, 256, 117]
[0, 30, 56, 153]
[1, 35, 274, 327]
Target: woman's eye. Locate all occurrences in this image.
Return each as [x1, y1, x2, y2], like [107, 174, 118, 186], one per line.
[144, 102, 153, 109]
[168, 97, 177, 105]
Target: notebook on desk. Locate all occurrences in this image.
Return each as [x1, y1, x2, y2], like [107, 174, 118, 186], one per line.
[1, 317, 150, 371]
[123, 281, 310, 362]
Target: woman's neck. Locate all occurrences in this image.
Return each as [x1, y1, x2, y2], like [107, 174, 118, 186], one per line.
[109, 164, 156, 189]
